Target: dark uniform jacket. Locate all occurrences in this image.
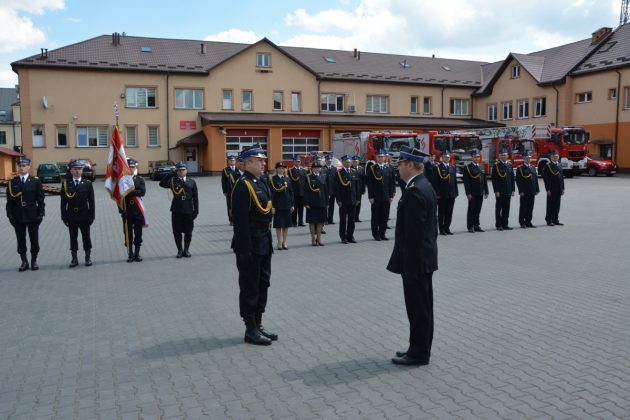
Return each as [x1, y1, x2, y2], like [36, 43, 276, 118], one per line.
[321, 165, 337, 197]
[334, 167, 360, 205]
[288, 166, 306, 197]
[366, 163, 395, 201]
[424, 160, 436, 187]
[354, 165, 367, 195]
[6, 175, 45, 224]
[270, 174, 293, 210]
[305, 172, 328, 208]
[463, 162, 489, 196]
[122, 175, 146, 216]
[386, 174, 438, 277]
[231, 171, 273, 255]
[160, 173, 199, 216]
[61, 179, 95, 222]
[491, 161, 515, 195]
[221, 166, 238, 195]
[542, 161, 565, 193]
[432, 163, 459, 198]
[515, 164, 540, 195]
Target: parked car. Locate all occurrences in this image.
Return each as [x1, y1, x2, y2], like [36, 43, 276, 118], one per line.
[36, 162, 61, 183]
[67, 158, 96, 181]
[149, 160, 176, 180]
[583, 155, 617, 177]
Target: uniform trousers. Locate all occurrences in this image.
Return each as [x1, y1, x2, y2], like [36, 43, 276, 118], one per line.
[14, 221, 40, 254]
[467, 195, 484, 229]
[545, 194, 562, 223]
[402, 272, 434, 361]
[291, 196, 304, 225]
[495, 195, 511, 228]
[355, 199, 362, 221]
[437, 197, 455, 232]
[124, 214, 144, 247]
[236, 253, 271, 318]
[225, 196, 232, 222]
[338, 204, 356, 240]
[371, 200, 389, 238]
[172, 213, 194, 248]
[519, 195, 535, 225]
[327, 195, 336, 223]
[68, 221, 92, 251]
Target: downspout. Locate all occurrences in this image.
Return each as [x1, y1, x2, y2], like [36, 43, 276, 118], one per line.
[166, 72, 171, 161]
[614, 70, 621, 161]
[552, 84, 560, 127]
[317, 78, 321, 115]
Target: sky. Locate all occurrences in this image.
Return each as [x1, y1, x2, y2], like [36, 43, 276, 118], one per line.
[0, 0, 621, 88]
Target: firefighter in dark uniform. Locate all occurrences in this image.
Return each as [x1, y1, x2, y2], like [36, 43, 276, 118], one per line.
[491, 149, 515, 230]
[323, 155, 337, 224]
[542, 150, 565, 226]
[160, 162, 199, 258]
[6, 157, 45, 271]
[221, 155, 238, 225]
[231, 145, 277, 346]
[61, 160, 95, 267]
[463, 150, 489, 233]
[366, 149, 395, 241]
[288, 156, 306, 227]
[515, 151, 539, 228]
[335, 155, 361, 244]
[424, 152, 437, 189]
[121, 159, 146, 262]
[352, 156, 366, 222]
[433, 151, 459, 235]
[270, 161, 293, 250]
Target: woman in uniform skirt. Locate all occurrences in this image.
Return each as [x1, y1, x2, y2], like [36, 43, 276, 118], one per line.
[305, 161, 328, 246]
[270, 162, 294, 250]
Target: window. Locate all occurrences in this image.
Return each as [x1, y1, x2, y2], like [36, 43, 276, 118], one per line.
[242, 90, 253, 111]
[626, 87, 630, 109]
[125, 126, 137, 147]
[534, 98, 546, 117]
[257, 53, 271, 68]
[449, 98, 469, 116]
[0, 131, 6, 145]
[511, 65, 521, 78]
[282, 135, 320, 160]
[487, 104, 497, 121]
[609, 88, 617, 100]
[32, 125, 44, 147]
[367, 95, 388, 113]
[148, 126, 159, 147]
[576, 92, 592, 103]
[56, 126, 68, 147]
[291, 92, 301, 112]
[273, 91, 283, 111]
[517, 99, 529, 119]
[320, 94, 344, 112]
[126, 87, 156, 108]
[175, 89, 203, 109]
[222, 89, 233, 110]
[77, 126, 108, 148]
[410, 96, 418, 114]
[423, 97, 431, 114]
[502, 102, 513, 120]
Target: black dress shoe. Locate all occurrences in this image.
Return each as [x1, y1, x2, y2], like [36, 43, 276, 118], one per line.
[176, 250, 184, 258]
[474, 226, 485, 232]
[520, 224, 526, 228]
[298, 223, 306, 227]
[342, 239, 348, 244]
[328, 221, 335, 225]
[496, 226, 503, 231]
[503, 226, 513, 230]
[395, 351, 407, 357]
[445, 230, 454, 235]
[392, 354, 429, 366]
[373, 236, 381, 241]
[468, 228, 475, 233]
[347, 238, 357, 243]
[547, 222, 555, 226]
[380, 236, 389, 241]
[244, 328, 272, 345]
[527, 224, 536, 228]
[321, 229, 326, 234]
[439, 231, 447, 236]
[257, 325, 278, 341]
[356, 219, 363, 222]
[19, 261, 29, 272]
[554, 221, 564, 226]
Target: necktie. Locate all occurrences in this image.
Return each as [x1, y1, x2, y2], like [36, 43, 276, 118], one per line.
[74, 180, 78, 187]
[21, 177, 25, 184]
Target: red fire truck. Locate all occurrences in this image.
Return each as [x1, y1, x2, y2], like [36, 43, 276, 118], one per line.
[477, 137, 538, 174]
[416, 131, 482, 177]
[332, 131, 421, 167]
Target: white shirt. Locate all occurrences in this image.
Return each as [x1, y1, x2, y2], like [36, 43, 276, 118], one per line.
[73, 178, 81, 185]
[405, 174, 420, 189]
[21, 175, 29, 183]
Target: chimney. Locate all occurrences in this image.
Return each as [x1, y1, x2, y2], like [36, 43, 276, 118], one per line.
[432, 54, 435, 58]
[358, 51, 361, 60]
[112, 32, 122, 46]
[353, 48, 357, 58]
[201, 43, 206, 54]
[40, 48, 48, 59]
[591, 27, 612, 45]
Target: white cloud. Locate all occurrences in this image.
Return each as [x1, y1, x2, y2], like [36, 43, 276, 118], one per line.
[0, 70, 18, 88]
[1, 0, 64, 15]
[0, 1, 64, 53]
[64, 17, 81, 23]
[204, 29, 262, 44]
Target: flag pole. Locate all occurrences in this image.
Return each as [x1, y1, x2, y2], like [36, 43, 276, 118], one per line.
[114, 102, 129, 249]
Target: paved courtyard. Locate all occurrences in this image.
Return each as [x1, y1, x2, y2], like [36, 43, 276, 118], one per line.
[1, 173, 629, 419]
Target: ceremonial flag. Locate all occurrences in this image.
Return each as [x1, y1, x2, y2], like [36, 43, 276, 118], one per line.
[104, 126, 135, 206]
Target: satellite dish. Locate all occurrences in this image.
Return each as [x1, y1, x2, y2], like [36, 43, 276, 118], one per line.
[42, 96, 49, 109]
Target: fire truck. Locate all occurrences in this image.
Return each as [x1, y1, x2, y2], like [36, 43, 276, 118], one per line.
[479, 137, 538, 174]
[421, 131, 482, 176]
[332, 131, 422, 167]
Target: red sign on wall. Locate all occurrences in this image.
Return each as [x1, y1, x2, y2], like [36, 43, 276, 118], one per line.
[180, 120, 197, 130]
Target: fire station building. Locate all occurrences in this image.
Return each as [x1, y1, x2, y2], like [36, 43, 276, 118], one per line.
[10, 24, 630, 174]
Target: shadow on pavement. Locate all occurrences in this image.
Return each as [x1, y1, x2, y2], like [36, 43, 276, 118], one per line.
[279, 357, 396, 386]
[130, 336, 242, 359]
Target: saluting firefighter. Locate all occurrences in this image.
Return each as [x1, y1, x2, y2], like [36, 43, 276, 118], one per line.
[6, 157, 45, 271]
[433, 151, 459, 235]
[335, 155, 361, 244]
[61, 160, 95, 267]
[305, 159, 328, 246]
[270, 161, 294, 250]
[221, 154, 238, 225]
[120, 159, 147, 262]
[160, 162, 199, 258]
[491, 149, 515, 231]
[542, 150, 565, 226]
[352, 156, 366, 222]
[231, 145, 278, 346]
[288, 156, 306, 227]
[322, 154, 337, 224]
[462, 150, 489, 233]
[366, 149, 395, 241]
[515, 151, 539, 228]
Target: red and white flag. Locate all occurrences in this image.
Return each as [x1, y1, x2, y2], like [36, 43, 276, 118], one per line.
[105, 126, 135, 206]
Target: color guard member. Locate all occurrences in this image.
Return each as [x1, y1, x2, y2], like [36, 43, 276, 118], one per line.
[61, 160, 95, 267]
[121, 158, 147, 262]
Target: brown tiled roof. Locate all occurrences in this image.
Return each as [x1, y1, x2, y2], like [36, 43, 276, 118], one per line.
[0, 146, 22, 157]
[198, 112, 501, 129]
[572, 24, 630, 75]
[174, 131, 208, 148]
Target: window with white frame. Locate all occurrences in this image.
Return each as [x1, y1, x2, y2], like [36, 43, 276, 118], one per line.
[608, 88, 617, 100]
[423, 97, 431, 114]
[56, 126, 68, 147]
[487, 104, 497, 121]
[410, 96, 418, 114]
[625, 87, 630, 109]
[175, 89, 203, 109]
[576, 92, 592, 103]
[125, 126, 137, 147]
[257, 52, 271, 68]
[148, 126, 159, 147]
[449, 98, 469, 116]
[273, 91, 283, 111]
[242, 90, 253, 111]
[511, 65, 521, 78]
[291, 92, 301, 112]
[534, 98, 546, 117]
[502, 102, 513, 120]
[0, 131, 7, 145]
[32, 125, 44, 147]
[222, 89, 233, 110]
[517, 99, 529, 119]
[367, 95, 388, 113]
[282, 136, 320, 160]
[77, 126, 108, 147]
[126, 87, 156, 108]
[320, 94, 344, 112]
